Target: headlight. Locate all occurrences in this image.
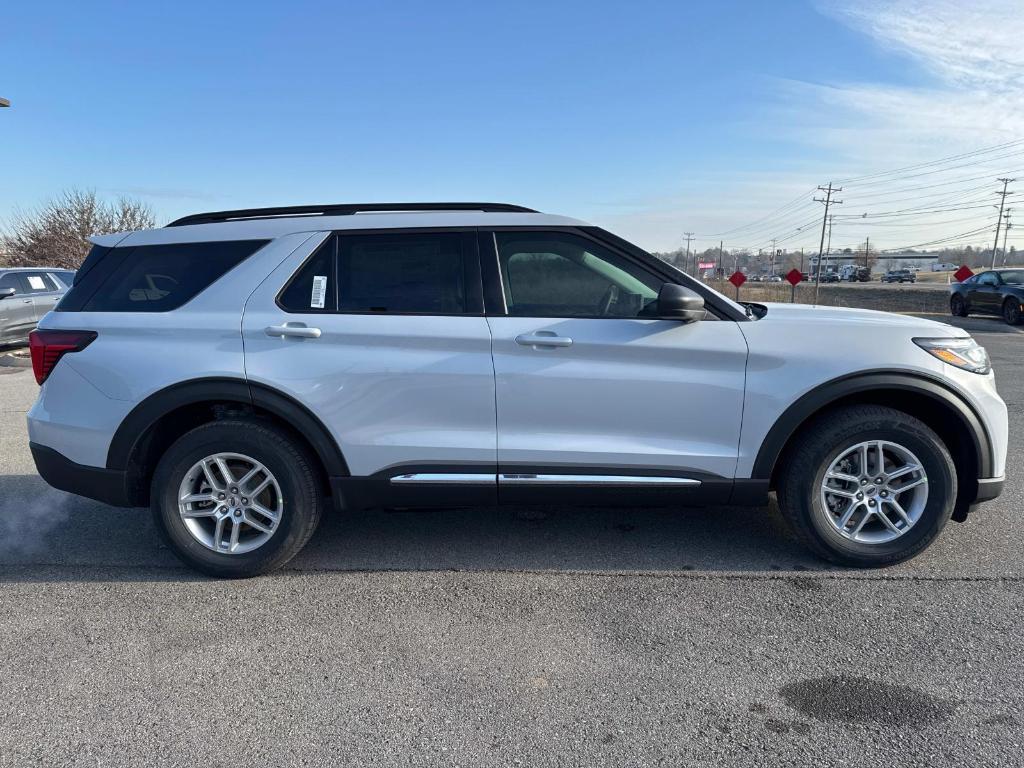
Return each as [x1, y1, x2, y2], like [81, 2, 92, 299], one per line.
[913, 337, 991, 374]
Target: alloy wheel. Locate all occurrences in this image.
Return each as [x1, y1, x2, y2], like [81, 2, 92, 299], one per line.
[177, 452, 283, 554]
[819, 440, 928, 544]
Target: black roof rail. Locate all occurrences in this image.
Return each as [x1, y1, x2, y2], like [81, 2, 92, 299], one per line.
[166, 202, 538, 227]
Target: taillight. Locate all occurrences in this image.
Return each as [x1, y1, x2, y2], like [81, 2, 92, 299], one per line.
[28, 330, 97, 385]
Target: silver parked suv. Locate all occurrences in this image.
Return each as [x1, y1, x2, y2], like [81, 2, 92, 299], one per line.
[27, 203, 1007, 577]
[0, 267, 74, 344]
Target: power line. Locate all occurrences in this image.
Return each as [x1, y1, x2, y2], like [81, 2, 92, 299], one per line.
[813, 183, 842, 304]
[835, 139, 1024, 185]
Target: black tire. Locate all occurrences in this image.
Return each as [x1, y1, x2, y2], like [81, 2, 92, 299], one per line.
[151, 419, 323, 578]
[950, 294, 968, 317]
[1002, 297, 1022, 325]
[776, 405, 956, 568]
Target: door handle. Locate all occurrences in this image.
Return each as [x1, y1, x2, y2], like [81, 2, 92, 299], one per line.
[22, 299, 32, 304]
[265, 323, 322, 339]
[515, 332, 573, 348]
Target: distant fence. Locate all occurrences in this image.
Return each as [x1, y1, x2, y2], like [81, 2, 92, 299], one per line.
[705, 281, 948, 314]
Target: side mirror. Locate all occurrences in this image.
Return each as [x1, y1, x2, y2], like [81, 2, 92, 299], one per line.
[657, 283, 705, 323]
[0, 287, 15, 300]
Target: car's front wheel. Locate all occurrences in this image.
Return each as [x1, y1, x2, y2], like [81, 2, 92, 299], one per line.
[950, 294, 968, 317]
[151, 419, 324, 577]
[1003, 297, 1022, 325]
[777, 405, 956, 567]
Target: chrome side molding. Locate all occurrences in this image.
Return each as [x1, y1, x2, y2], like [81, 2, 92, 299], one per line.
[498, 474, 701, 487]
[389, 473, 496, 485]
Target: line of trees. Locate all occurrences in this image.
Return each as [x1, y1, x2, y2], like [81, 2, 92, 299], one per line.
[0, 189, 155, 269]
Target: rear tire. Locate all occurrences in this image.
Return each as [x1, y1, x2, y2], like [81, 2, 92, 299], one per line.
[151, 419, 323, 577]
[950, 294, 968, 317]
[1003, 297, 1022, 325]
[776, 405, 956, 568]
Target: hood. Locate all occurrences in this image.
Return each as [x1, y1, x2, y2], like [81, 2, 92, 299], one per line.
[755, 302, 969, 336]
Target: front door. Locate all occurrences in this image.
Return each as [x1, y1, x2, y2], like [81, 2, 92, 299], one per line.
[969, 271, 1002, 314]
[242, 229, 497, 507]
[482, 230, 748, 504]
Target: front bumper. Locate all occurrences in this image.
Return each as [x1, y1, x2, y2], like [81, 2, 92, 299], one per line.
[30, 442, 133, 507]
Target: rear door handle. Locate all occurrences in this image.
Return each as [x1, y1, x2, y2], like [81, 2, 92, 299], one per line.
[515, 332, 573, 348]
[265, 323, 322, 339]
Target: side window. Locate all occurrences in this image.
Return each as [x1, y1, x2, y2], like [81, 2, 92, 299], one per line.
[495, 232, 661, 318]
[82, 240, 267, 312]
[338, 233, 467, 314]
[52, 271, 76, 288]
[23, 272, 58, 293]
[279, 237, 337, 312]
[978, 272, 999, 286]
[0, 273, 23, 294]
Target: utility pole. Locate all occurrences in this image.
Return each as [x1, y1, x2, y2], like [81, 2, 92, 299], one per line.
[813, 183, 843, 305]
[719, 240, 724, 280]
[683, 232, 694, 276]
[770, 238, 777, 278]
[1000, 210, 1012, 265]
[864, 236, 870, 268]
[991, 178, 1015, 269]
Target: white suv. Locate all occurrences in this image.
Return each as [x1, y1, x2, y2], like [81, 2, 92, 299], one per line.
[27, 203, 1007, 577]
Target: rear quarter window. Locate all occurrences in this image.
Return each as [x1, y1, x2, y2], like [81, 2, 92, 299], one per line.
[70, 240, 268, 312]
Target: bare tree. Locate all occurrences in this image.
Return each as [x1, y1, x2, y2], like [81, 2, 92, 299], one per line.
[1, 189, 155, 269]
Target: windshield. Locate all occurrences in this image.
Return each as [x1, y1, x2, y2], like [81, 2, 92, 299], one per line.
[1000, 269, 1024, 284]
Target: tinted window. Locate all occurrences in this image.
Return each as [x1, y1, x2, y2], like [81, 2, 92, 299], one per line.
[82, 240, 267, 312]
[279, 237, 336, 312]
[23, 272, 58, 293]
[0, 273, 24, 293]
[978, 272, 999, 286]
[338, 233, 466, 313]
[52, 270, 76, 287]
[1000, 269, 1024, 285]
[495, 232, 660, 317]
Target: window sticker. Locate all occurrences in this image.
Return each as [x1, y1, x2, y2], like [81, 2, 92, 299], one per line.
[27, 275, 46, 290]
[310, 275, 327, 309]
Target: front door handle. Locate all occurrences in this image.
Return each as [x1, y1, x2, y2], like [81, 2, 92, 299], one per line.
[515, 332, 573, 349]
[265, 323, 322, 339]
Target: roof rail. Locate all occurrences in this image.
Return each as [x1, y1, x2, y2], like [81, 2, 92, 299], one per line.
[166, 202, 538, 227]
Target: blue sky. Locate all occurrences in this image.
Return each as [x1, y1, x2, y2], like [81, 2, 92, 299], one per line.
[2, 1, 1021, 252]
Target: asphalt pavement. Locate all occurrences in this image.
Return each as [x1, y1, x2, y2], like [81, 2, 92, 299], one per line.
[1, 315, 1022, 767]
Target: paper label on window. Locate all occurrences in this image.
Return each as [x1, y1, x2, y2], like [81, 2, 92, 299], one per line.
[27, 275, 46, 290]
[310, 275, 327, 309]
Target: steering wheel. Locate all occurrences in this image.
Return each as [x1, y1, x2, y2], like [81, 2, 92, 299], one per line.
[596, 284, 619, 316]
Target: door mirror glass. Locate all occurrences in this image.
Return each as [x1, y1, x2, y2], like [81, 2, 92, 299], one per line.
[0, 286, 16, 300]
[657, 283, 705, 322]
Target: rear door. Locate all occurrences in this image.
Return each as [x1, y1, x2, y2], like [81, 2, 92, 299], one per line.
[482, 229, 748, 503]
[0, 273, 37, 340]
[22, 271, 63, 319]
[242, 229, 498, 505]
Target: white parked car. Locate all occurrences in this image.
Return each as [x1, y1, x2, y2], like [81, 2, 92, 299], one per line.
[27, 203, 1007, 576]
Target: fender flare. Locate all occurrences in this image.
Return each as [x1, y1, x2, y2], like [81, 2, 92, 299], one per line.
[751, 371, 993, 480]
[106, 377, 349, 477]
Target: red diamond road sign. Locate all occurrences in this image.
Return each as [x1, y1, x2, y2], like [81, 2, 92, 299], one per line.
[785, 268, 803, 286]
[954, 265, 974, 283]
[728, 271, 746, 288]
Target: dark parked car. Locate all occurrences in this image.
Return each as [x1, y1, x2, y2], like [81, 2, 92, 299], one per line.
[950, 269, 1024, 325]
[0, 268, 71, 345]
[882, 269, 916, 283]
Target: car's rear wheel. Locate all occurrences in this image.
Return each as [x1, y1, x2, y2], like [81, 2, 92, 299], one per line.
[777, 405, 956, 567]
[1002, 297, 1022, 325]
[950, 294, 968, 317]
[151, 419, 323, 577]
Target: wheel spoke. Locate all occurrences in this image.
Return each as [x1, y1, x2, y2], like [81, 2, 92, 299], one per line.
[250, 502, 279, 522]
[237, 465, 262, 490]
[229, 518, 242, 551]
[200, 460, 221, 491]
[874, 441, 885, 476]
[181, 506, 219, 519]
[852, 508, 874, 536]
[825, 486, 859, 500]
[875, 506, 902, 533]
[180, 491, 216, 505]
[893, 476, 927, 493]
[212, 515, 228, 550]
[859, 444, 869, 476]
[249, 476, 273, 498]
[886, 498, 912, 526]
[826, 471, 860, 484]
[837, 501, 861, 529]
[887, 464, 921, 481]
[243, 511, 274, 534]
[215, 457, 235, 486]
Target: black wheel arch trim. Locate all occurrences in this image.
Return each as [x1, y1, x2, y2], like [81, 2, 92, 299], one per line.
[106, 377, 350, 477]
[752, 370, 993, 481]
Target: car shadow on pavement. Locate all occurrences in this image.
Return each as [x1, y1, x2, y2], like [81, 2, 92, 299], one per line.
[0, 472, 831, 582]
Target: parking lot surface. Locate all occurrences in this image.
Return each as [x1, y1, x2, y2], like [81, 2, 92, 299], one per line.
[1, 316, 1021, 766]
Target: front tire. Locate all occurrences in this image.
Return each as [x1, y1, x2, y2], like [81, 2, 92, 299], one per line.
[950, 294, 968, 317]
[1003, 297, 1022, 325]
[151, 419, 323, 577]
[777, 405, 956, 567]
